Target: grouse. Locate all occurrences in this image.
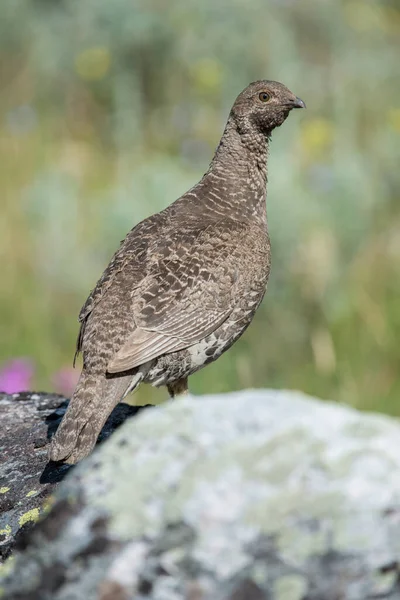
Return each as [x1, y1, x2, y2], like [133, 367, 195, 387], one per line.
[50, 80, 305, 464]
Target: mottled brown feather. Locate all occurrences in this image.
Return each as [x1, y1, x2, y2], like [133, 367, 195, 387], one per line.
[50, 79, 305, 464]
[108, 220, 248, 371]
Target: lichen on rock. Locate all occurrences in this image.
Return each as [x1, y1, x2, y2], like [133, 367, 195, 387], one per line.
[2, 389, 400, 599]
[0, 391, 146, 564]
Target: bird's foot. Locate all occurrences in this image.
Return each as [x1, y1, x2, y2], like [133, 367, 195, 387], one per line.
[167, 377, 189, 398]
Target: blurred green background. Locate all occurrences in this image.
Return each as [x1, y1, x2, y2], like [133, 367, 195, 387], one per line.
[0, 0, 399, 411]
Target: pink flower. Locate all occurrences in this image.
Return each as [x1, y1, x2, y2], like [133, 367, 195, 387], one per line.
[52, 367, 79, 396]
[0, 358, 34, 393]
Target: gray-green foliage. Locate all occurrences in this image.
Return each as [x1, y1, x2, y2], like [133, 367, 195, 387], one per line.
[0, 0, 399, 408]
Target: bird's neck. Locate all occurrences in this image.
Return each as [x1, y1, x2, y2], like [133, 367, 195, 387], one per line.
[200, 116, 270, 222]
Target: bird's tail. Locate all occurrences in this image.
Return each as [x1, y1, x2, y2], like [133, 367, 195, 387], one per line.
[49, 371, 141, 464]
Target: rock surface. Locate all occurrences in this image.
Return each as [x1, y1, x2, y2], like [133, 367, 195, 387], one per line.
[0, 391, 147, 563]
[2, 389, 400, 599]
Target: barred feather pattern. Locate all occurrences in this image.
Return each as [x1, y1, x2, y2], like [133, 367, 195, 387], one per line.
[49, 80, 304, 463]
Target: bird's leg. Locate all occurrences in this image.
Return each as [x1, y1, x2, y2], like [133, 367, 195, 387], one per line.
[167, 377, 189, 398]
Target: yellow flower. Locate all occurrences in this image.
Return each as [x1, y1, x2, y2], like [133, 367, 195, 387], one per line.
[75, 47, 111, 81]
[387, 108, 400, 133]
[343, 2, 384, 32]
[300, 118, 334, 158]
[193, 59, 222, 93]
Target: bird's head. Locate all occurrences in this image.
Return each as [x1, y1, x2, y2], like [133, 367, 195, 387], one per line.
[231, 80, 305, 137]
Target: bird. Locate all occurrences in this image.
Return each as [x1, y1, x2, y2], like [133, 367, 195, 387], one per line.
[49, 80, 305, 464]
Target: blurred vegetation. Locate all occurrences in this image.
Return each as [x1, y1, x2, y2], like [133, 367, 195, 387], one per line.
[0, 0, 399, 411]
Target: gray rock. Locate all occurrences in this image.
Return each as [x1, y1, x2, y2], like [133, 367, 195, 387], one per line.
[0, 391, 147, 563]
[1, 389, 400, 599]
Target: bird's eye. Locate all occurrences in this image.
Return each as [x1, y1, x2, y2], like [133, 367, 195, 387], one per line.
[259, 92, 271, 102]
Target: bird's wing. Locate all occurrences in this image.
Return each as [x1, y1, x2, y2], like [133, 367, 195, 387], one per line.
[74, 215, 162, 362]
[107, 220, 249, 373]
[78, 215, 161, 324]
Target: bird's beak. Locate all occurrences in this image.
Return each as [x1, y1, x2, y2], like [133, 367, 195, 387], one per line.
[292, 96, 306, 109]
